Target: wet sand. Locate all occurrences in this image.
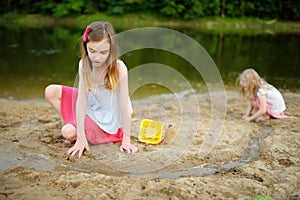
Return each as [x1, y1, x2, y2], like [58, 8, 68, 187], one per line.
[0, 90, 299, 199]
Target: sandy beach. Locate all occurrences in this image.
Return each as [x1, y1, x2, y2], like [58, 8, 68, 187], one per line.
[0, 90, 299, 200]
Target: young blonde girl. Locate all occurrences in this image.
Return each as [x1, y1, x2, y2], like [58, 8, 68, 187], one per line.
[238, 68, 290, 122]
[45, 21, 138, 158]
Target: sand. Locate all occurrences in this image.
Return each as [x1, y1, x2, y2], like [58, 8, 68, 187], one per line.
[0, 90, 299, 200]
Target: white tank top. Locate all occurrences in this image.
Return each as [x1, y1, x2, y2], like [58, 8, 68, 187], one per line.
[257, 84, 286, 114]
[86, 82, 132, 134]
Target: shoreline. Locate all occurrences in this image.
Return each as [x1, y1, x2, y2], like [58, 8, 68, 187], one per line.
[1, 14, 300, 34]
[1, 83, 299, 103]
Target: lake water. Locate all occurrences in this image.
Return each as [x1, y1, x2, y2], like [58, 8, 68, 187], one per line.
[1, 25, 299, 100]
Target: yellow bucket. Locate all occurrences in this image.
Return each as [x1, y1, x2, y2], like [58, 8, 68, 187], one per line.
[138, 119, 164, 144]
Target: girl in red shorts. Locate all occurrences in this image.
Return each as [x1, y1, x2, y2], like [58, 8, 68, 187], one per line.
[45, 21, 137, 158]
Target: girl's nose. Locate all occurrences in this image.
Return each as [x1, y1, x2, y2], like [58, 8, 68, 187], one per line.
[94, 54, 102, 60]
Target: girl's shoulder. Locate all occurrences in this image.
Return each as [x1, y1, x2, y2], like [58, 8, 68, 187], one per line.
[117, 59, 126, 68]
[117, 59, 128, 76]
[79, 59, 83, 67]
[262, 83, 274, 90]
[78, 59, 84, 74]
[258, 83, 274, 94]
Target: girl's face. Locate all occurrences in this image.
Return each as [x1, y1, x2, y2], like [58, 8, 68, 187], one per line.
[240, 80, 248, 90]
[87, 39, 110, 68]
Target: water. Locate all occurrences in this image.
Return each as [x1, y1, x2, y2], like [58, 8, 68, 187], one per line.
[0, 25, 299, 100]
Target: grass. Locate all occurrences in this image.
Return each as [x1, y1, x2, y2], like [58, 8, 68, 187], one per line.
[1, 12, 300, 34]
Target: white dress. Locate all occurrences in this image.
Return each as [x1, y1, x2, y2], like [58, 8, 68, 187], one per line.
[257, 84, 286, 114]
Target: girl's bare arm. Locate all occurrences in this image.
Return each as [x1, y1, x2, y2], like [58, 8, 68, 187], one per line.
[118, 60, 137, 153]
[67, 60, 89, 157]
[247, 95, 267, 121]
[243, 103, 253, 119]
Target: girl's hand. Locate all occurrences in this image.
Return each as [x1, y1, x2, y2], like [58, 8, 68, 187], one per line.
[67, 140, 89, 158]
[244, 116, 252, 122]
[242, 115, 248, 120]
[120, 143, 138, 154]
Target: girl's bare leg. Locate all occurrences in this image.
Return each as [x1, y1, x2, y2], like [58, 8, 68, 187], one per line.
[44, 84, 62, 114]
[61, 124, 77, 143]
[45, 84, 77, 142]
[255, 114, 270, 122]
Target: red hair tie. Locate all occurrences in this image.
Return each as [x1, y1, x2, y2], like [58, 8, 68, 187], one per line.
[82, 26, 91, 42]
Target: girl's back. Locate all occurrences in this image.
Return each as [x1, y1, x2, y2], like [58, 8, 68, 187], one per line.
[257, 83, 286, 114]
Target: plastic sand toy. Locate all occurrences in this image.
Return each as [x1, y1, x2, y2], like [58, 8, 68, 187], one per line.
[138, 119, 164, 144]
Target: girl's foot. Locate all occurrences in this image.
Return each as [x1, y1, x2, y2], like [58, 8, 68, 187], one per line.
[255, 115, 270, 122]
[64, 139, 76, 145]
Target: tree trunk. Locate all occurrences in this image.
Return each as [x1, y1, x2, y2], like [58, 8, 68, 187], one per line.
[221, 0, 226, 18]
[217, 33, 223, 68]
[94, 0, 99, 13]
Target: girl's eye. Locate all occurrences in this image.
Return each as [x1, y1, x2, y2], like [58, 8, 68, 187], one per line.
[101, 51, 108, 54]
[89, 49, 95, 53]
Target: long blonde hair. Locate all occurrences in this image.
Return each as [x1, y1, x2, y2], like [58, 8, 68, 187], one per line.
[238, 68, 266, 101]
[80, 21, 119, 92]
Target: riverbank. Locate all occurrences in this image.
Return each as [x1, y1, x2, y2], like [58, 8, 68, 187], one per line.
[0, 90, 299, 199]
[1, 13, 300, 34]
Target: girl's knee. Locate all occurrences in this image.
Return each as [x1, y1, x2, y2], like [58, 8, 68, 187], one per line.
[45, 84, 61, 101]
[61, 124, 76, 141]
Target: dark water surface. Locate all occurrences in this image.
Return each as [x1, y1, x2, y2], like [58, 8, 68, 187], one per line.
[1, 25, 299, 100]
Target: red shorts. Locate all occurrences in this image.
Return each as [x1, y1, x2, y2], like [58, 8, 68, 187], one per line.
[60, 85, 123, 144]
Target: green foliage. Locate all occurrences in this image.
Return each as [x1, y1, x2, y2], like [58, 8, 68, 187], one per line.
[159, 0, 185, 18]
[277, 0, 300, 20]
[0, 0, 299, 20]
[49, 0, 85, 17]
